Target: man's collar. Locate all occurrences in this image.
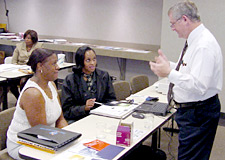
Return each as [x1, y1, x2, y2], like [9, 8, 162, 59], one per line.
[187, 23, 204, 46]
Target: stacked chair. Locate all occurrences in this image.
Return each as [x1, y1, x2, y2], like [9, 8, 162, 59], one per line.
[0, 107, 16, 160]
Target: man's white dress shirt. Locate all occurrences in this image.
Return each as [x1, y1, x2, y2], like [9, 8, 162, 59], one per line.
[168, 24, 223, 103]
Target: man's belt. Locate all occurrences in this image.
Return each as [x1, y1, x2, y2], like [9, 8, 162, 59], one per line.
[174, 94, 218, 108]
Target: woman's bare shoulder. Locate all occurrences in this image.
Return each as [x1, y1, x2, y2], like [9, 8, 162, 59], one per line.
[22, 87, 43, 99]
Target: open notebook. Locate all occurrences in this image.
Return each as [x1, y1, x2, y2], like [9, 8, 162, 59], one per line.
[90, 101, 139, 119]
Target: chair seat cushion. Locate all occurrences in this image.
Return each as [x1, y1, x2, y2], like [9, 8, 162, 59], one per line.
[0, 148, 14, 160]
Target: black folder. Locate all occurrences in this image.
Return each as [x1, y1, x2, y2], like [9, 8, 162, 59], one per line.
[17, 124, 81, 153]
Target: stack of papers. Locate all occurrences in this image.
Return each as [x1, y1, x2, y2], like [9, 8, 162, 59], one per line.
[71, 42, 88, 46]
[124, 49, 150, 54]
[90, 101, 139, 119]
[11, 39, 23, 42]
[51, 139, 125, 160]
[0, 33, 18, 39]
[38, 39, 54, 43]
[0, 64, 30, 72]
[0, 35, 18, 39]
[54, 39, 67, 44]
[0, 33, 16, 36]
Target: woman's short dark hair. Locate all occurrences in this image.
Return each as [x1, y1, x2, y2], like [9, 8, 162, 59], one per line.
[27, 48, 55, 73]
[75, 46, 96, 69]
[23, 29, 38, 44]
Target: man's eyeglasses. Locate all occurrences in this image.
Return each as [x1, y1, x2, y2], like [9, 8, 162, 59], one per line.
[170, 18, 182, 28]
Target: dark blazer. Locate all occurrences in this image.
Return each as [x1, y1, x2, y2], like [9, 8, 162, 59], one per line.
[61, 67, 116, 121]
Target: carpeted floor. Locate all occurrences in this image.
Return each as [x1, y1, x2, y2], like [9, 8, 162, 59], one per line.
[219, 118, 225, 127]
[143, 118, 225, 160]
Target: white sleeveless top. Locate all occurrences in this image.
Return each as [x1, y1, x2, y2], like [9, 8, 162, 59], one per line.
[7, 79, 62, 143]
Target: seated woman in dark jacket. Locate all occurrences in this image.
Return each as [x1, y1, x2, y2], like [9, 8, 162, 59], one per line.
[61, 46, 116, 123]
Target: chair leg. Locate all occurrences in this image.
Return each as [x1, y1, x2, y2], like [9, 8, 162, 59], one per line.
[158, 128, 161, 148]
[9, 84, 19, 99]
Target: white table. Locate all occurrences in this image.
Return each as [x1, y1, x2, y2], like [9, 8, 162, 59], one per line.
[0, 63, 75, 79]
[19, 82, 175, 160]
[0, 63, 75, 109]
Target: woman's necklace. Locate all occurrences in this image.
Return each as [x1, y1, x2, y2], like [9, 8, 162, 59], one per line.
[83, 73, 93, 91]
[26, 45, 32, 52]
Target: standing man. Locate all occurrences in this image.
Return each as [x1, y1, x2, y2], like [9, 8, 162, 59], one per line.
[150, 1, 223, 160]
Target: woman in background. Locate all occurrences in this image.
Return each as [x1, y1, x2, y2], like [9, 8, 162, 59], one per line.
[61, 46, 116, 123]
[10, 29, 43, 99]
[7, 48, 68, 159]
[12, 29, 43, 64]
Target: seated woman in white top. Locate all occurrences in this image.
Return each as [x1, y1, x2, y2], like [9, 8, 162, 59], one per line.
[7, 48, 68, 160]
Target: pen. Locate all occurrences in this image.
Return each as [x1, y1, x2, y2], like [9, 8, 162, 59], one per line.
[94, 102, 102, 105]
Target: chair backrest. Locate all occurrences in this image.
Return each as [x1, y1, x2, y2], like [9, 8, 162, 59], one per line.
[113, 81, 131, 101]
[0, 107, 16, 150]
[130, 75, 149, 94]
[4, 56, 12, 64]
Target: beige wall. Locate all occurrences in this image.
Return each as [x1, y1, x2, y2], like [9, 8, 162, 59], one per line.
[0, 0, 163, 46]
[1, 0, 224, 112]
[161, 0, 225, 112]
[0, 0, 160, 87]
[0, 0, 8, 26]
